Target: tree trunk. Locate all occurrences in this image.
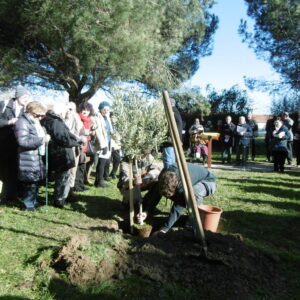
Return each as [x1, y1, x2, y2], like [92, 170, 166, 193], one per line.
[68, 86, 98, 106]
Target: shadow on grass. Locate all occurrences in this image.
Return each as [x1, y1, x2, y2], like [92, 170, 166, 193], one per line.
[223, 178, 299, 200]
[222, 210, 300, 254]
[69, 195, 127, 221]
[10, 210, 90, 231]
[0, 225, 63, 242]
[237, 197, 300, 212]
[223, 177, 300, 189]
[48, 277, 119, 300]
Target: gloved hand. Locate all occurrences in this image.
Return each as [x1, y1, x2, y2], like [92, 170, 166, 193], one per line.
[137, 212, 147, 224]
[102, 147, 108, 155]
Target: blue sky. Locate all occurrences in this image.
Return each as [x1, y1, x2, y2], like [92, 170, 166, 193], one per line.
[187, 0, 280, 114]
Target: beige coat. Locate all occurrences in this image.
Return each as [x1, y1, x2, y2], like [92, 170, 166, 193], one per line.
[92, 112, 113, 151]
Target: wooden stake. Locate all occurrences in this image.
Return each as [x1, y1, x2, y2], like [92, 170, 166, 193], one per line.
[128, 159, 134, 234]
[162, 91, 207, 255]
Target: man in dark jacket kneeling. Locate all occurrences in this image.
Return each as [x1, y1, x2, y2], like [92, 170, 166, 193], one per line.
[137, 163, 217, 234]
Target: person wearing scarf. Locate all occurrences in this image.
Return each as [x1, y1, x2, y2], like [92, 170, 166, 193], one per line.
[14, 101, 50, 211]
[74, 102, 94, 191]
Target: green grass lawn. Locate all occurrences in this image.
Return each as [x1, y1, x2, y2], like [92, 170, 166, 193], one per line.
[0, 139, 299, 299]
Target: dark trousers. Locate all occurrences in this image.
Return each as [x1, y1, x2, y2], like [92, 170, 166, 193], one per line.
[293, 140, 300, 165]
[221, 143, 232, 163]
[236, 144, 249, 165]
[265, 139, 272, 161]
[21, 182, 38, 209]
[110, 150, 121, 177]
[286, 141, 293, 163]
[54, 170, 71, 202]
[95, 158, 109, 185]
[143, 182, 162, 215]
[250, 138, 256, 159]
[0, 159, 18, 202]
[74, 163, 86, 191]
[273, 151, 287, 172]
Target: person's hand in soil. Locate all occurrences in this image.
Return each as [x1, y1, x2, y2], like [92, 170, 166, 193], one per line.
[152, 228, 166, 236]
[137, 212, 147, 224]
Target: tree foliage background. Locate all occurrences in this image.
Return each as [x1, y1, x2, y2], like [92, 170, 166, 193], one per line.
[206, 85, 253, 116]
[171, 86, 211, 119]
[0, 0, 218, 104]
[239, 0, 300, 91]
[240, 0, 299, 115]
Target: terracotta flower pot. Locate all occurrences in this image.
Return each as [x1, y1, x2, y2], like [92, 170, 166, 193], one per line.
[198, 204, 223, 233]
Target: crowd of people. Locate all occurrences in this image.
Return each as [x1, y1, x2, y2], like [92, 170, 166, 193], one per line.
[0, 88, 218, 235]
[188, 111, 300, 172]
[0, 86, 121, 211]
[0, 86, 298, 235]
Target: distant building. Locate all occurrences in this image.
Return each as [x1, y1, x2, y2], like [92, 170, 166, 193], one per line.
[251, 114, 273, 136]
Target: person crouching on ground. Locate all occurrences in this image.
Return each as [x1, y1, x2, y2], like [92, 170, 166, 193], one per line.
[14, 101, 50, 211]
[138, 163, 217, 234]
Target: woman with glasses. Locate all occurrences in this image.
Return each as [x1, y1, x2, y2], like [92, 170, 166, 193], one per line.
[14, 101, 51, 211]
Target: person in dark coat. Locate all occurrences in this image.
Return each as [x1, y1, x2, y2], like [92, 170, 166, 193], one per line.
[161, 98, 183, 168]
[138, 163, 217, 234]
[41, 104, 80, 208]
[14, 101, 50, 210]
[220, 115, 236, 164]
[270, 118, 291, 172]
[234, 116, 253, 166]
[281, 112, 294, 165]
[0, 86, 30, 202]
[293, 112, 300, 167]
[265, 115, 276, 162]
[247, 114, 259, 161]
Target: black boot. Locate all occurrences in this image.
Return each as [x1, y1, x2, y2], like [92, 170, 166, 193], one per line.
[54, 199, 65, 208]
[96, 181, 109, 188]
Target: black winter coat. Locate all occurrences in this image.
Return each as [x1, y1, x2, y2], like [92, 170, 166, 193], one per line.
[0, 99, 21, 158]
[0, 99, 22, 179]
[14, 113, 45, 182]
[41, 111, 79, 172]
[220, 122, 236, 147]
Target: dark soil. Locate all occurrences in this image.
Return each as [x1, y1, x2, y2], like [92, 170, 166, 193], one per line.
[121, 229, 288, 298]
[52, 227, 288, 299]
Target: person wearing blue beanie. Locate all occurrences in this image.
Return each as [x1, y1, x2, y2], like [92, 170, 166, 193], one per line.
[98, 101, 110, 111]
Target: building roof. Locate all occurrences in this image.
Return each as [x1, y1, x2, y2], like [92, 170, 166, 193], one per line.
[252, 115, 272, 123]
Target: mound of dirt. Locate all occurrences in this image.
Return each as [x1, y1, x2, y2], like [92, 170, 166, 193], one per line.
[51, 228, 287, 298]
[53, 235, 126, 286]
[119, 229, 288, 298]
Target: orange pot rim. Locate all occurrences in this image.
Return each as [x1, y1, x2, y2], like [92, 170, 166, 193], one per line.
[198, 204, 223, 214]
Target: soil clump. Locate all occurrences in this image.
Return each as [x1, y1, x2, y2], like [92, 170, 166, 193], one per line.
[52, 228, 287, 298]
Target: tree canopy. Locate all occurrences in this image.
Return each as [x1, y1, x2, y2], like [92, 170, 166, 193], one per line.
[271, 94, 299, 116]
[206, 85, 253, 116]
[239, 0, 300, 91]
[171, 86, 211, 119]
[0, 0, 218, 104]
